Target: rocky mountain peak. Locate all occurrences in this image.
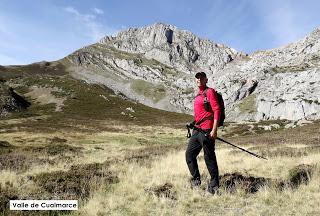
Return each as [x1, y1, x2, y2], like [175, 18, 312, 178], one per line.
[67, 24, 320, 122]
[99, 23, 245, 75]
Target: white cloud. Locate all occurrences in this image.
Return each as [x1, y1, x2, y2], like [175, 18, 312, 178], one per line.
[64, 6, 78, 15]
[64, 7, 96, 22]
[93, 8, 104, 15]
[64, 6, 116, 42]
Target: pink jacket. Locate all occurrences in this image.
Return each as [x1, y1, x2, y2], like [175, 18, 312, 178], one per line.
[194, 86, 221, 130]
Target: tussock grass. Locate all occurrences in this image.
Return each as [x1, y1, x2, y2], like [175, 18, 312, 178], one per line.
[76, 122, 320, 215]
[79, 147, 320, 216]
[33, 163, 119, 200]
[0, 170, 19, 188]
[0, 126, 187, 214]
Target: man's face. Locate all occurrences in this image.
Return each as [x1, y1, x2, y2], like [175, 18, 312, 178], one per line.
[195, 76, 207, 87]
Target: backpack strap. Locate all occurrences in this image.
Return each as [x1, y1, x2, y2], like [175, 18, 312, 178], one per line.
[202, 87, 208, 98]
[194, 87, 213, 126]
[195, 87, 209, 98]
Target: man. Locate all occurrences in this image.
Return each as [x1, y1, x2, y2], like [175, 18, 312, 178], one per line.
[186, 71, 221, 194]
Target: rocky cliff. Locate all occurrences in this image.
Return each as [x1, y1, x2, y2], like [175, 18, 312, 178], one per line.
[64, 23, 320, 121]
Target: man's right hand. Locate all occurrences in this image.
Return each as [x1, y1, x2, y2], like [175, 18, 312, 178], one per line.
[209, 129, 217, 140]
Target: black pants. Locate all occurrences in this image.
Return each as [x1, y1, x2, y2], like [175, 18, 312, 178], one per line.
[185, 129, 219, 187]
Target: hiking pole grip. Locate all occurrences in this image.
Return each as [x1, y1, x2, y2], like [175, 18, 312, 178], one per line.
[186, 125, 191, 138]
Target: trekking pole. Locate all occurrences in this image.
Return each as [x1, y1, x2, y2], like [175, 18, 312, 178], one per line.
[216, 137, 268, 160]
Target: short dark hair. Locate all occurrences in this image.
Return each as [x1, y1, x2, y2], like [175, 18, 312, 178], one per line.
[195, 72, 207, 78]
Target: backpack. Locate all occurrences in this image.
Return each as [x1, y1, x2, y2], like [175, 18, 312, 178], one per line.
[201, 88, 225, 127]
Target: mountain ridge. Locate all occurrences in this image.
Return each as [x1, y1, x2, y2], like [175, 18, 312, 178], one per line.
[2, 23, 320, 122]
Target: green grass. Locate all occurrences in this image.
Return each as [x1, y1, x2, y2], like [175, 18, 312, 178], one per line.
[270, 63, 310, 74]
[238, 94, 256, 114]
[130, 79, 166, 102]
[268, 54, 320, 74]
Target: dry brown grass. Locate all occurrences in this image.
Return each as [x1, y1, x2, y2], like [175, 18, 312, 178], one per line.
[78, 148, 320, 216]
[0, 122, 319, 215]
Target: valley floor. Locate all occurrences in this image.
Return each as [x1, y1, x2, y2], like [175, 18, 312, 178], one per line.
[0, 121, 320, 216]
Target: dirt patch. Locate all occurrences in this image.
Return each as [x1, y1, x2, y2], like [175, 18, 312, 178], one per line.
[145, 183, 177, 200]
[32, 162, 119, 200]
[0, 141, 12, 148]
[288, 164, 314, 188]
[220, 164, 316, 194]
[220, 172, 270, 193]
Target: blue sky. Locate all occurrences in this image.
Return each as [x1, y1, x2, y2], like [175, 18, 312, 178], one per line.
[1, 0, 320, 65]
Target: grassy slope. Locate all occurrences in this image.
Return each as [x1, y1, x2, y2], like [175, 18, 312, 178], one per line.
[0, 62, 192, 133]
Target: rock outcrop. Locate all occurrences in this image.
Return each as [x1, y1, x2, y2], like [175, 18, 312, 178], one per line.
[0, 83, 31, 116]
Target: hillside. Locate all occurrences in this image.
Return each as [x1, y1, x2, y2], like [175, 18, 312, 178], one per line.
[0, 61, 192, 133]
